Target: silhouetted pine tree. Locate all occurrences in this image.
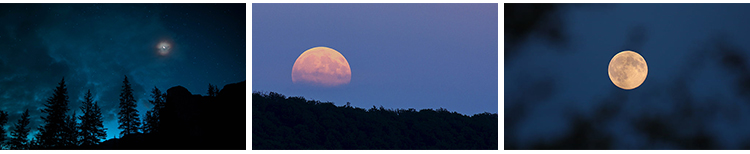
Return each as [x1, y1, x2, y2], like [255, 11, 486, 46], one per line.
[208, 83, 215, 96]
[143, 87, 165, 134]
[141, 113, 150, 134]
[38, 77, 71, 148]
[62, 112, 79, 147]
[208, 83, 219, 97]
[118, 75, 141, 136]
[9, 109, 30, 150]
[79, 90, 106, 146]
[28, 133, 41, 149]
[0, 110, 8, 148]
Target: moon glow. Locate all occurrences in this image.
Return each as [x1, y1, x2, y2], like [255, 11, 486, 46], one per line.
[157, 41, 171, 56]
[292, 47, 352, 87]
[608, 50, 648, 90]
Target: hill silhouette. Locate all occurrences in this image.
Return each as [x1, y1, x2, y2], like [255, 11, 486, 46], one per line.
[252, 91, 498, 150]
[33, 81, 246, 150]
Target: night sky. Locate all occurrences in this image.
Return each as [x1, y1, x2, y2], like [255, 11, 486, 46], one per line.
[506, 4, 750, 149]
[0, 4, 245, 141]
[252, 4, 498, 116]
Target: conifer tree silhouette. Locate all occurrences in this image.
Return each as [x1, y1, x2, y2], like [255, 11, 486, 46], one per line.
[0, 110, 8, 147]
[27, 133, 40, 149]
[143, 87, 165, 134]
[208, 83, 215, 97]
[79, 90, 106, 146]
[118, 75, 141, 136]
[62, 111, 79, 147]
[208, 83, 219, 97]
[38, 77, 71, 148]
[9, 109, 31, 150]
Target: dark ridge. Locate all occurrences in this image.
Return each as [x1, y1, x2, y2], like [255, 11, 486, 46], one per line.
[252, 91, 498, 150]
[40, 81, 246, 150]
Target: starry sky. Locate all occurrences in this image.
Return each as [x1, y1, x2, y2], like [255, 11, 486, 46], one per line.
[0, 4, 245, 141]
[252, 4, 498, 115]
[506, 4, 750, 149]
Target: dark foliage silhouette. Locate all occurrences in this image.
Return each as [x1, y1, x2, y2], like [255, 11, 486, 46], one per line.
[9, 109, 30, 150]
[0, 110, 8, 147]
[78, 90, 107, 146]
[143, 87, 165, 134]
[28, 131, 41, 149]
[1, 80, 246, 150]
[118, 75, 141, 136]
[87, 81, 246, 150]
[504, 3, 568, 63]
[207, 83, 220, 97]
[62, 112, 79, 147]
[504, 4, 610, 67]
[38, 77, 71, 148]
[252, 91, 498, 150]
[506, 32, 750, 149]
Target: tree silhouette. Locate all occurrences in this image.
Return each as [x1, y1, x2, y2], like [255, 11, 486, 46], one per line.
[141, 113, 151, 134]
[252, 91, 498, 149]
[78, 89, 106, 146]
[143, 86, 165, 134]
[28, 133, 41, 149]
[62, 111, 79, 147]
[208, 83, 219, 97]
[0, 80, 248, 150]
[208, 83, 215, 97]
[38, 77, 71, 148]
[0, 110, 8, 148]
[118, 75, 141, 136]
[9, 109, 30, 150]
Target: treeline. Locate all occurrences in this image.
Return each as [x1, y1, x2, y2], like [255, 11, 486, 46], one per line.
[252, 91, 499, 150]
[94, 81, 245, 149]
[0, 76, 232, 150]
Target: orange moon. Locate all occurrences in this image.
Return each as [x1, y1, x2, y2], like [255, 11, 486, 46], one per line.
[292, 47, 351, 87]
[608, 50, 648, 90]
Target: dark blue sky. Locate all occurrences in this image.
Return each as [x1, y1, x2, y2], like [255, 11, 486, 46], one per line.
[506, 4, 750, 149]
[0, 4, 245, 141]
[252, 4, 498, 115]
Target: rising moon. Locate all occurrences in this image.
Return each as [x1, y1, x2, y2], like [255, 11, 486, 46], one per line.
[292, 46, 352, 87]
[608, 50, 648, 90]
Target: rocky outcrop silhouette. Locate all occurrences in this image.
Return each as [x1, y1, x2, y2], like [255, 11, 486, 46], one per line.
[77, 81, 246, 150]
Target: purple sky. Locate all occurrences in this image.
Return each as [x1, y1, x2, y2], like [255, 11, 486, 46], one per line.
[252, 3, 498, 115]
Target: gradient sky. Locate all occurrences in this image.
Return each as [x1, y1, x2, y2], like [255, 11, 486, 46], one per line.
[252, 4, 498, 115]
[0, 4, 245, 141]
[506, 4, 750, 149]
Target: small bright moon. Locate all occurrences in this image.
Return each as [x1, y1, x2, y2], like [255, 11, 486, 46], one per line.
[291, 46, 352, 87]
[608, 50, 648, 90]
[157, 42, 171, 56]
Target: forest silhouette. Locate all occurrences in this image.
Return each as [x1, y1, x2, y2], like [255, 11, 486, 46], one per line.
[0, 77, 246, 150]
[252, 91, 498, 150]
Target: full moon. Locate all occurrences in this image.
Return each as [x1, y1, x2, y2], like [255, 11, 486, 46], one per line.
[608, 50, 648, 90]
[292, 46, 352, 87]
[157, 42, 171, 56]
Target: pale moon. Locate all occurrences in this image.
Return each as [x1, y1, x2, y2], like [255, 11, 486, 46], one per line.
[157, 42, 171, 56]
[608, 50, 648, 90]
[292, 47, 352, 87]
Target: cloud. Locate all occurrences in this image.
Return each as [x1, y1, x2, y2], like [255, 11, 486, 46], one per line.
[0, 4, 180, 140]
